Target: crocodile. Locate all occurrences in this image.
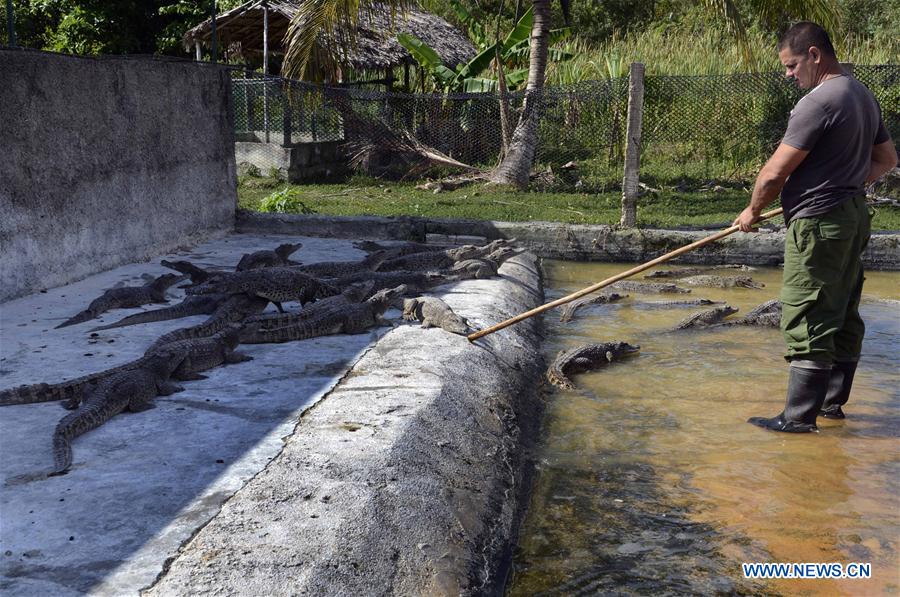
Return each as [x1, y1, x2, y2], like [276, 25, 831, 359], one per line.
[644, 264, 755, 279]
[0, 326, 252, 408]
[160, 260, 226, 286]
[608, 280, 691, 294]
[547, 342, 641, 390]
[236, 242, 303, 271]
[446, 247, 526, 280]
[672, 305, 739, 330]
[635, 298, 724, 309]
[558, 292, 628, 323]
[354, 240, 437, 257]
[402, 296, 471, 335]
[46, 352, 185, 478]
[377, 241, 515, 273]
[243, 282, 374, 330]
[713, 299, 782, 328]
[678, 275, 765, 289]
[88, 294, 227, 332]
[145, 294, 268, 353]
[55, 273, 186, 329]
[185, 267, 338, 312]
[291, 250, 391, 278]
[325, 270, 456, 297]
[240, 285, 407, 344]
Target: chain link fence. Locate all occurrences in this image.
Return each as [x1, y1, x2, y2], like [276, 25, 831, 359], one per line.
[232, 65, 899, 191]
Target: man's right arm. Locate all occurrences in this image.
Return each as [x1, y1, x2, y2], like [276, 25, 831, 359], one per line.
[866, 139, 898, 185]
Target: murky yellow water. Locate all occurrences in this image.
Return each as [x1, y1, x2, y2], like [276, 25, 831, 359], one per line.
[509, 261, 900, 596]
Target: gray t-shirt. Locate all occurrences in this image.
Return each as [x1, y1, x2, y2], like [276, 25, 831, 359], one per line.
[780, 74, 889, 223]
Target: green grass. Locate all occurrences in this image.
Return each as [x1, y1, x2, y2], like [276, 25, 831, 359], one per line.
[238, 175, 900, 231]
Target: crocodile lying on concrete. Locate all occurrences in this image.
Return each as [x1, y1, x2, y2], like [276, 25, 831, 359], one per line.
[244, 282, 374, 330]
[325, 270, 456, 297]
[558, 293, 627, 323]
[678, 275, 765, 289]
[608, 280, 691, 294]
[377, 240, 516, 273]
[644, 264, 755, 279]
[236, 243, 302, 271]
[161, 260, 226, 286]
[713, 299, 782, 328]
[33, 352, 185, 481]
[145, 294, 269, 353]
[186, 267, 338, 312]
[55, 274, 186, 329]
[402, 296, 471, 335]
[446, 247, 525, 280]
[290, 250, 390, 278]
[0, 326, 252, 408]
[354, 240, 436, 257]
[671, 305, 739, 330]
[547, 342, 641, 390]
[88, 294, 227, 332]
[240, 286, 407, 344]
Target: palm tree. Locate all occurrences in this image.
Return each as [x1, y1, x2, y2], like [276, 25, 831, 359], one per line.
[283, 0, 840, 189]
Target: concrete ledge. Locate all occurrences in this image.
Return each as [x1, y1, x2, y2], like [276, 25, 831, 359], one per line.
[234, 211, 900, 270]
[145, 254, 545, 595]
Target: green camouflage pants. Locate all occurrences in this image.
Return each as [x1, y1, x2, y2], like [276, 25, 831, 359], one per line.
[780, 194, 871, 363]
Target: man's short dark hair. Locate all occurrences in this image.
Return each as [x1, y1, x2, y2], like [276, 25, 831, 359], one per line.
[778, 22, 836, 57]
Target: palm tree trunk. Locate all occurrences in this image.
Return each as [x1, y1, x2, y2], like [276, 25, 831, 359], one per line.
[489, 0, 550, 189]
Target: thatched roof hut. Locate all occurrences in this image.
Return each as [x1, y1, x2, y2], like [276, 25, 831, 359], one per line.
[183, 0, 476, 79]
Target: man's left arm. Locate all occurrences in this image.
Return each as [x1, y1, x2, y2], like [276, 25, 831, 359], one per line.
[734, 143, 809, 232]
[866, 139, 898, 185]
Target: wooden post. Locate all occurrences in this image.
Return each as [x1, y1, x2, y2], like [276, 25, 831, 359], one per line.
[620, 62, 644, 228]
[262, 3, 270, 143]
[6, 0, 15, 47]
[210, 0, 217, 63]
[195, 41, 201, 61]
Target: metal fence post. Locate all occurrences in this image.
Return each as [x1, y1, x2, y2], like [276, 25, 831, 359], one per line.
[620, 62, 645, 228]
[6, 0, 15, 47]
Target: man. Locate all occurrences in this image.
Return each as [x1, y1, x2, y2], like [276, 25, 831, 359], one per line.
[734, 22, 897, 433]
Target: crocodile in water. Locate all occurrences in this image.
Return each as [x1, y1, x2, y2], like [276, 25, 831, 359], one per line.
[402, 296, 471, 335]
[713, 299, 782, 328]
[240, 285, 407, 344]
[677, 275, 765, 289]
[608, 280, 691, 294]
[644, 264, 755, 279]
[558, 292, 628, 323]
[547, 342, 641, 390]
[236, 243, 303, 271]
[671, 305, 739, 330]
[55, 273, 186, 329]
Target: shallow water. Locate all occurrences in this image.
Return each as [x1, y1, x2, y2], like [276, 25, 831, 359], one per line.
[509, 262, 900, 596]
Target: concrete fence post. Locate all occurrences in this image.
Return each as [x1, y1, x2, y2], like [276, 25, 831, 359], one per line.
[620, 62, 645, 228]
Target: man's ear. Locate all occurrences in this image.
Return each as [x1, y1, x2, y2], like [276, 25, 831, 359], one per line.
[809, 46, 821, 63]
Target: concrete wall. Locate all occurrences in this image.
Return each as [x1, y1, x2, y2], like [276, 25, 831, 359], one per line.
[0, 49, 237, 302]
[235, 140, 348, 182]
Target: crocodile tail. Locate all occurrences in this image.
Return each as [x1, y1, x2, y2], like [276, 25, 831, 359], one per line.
[50, 431, 74, 476]
[559, 302, 579, 323]
[546, 367, 576, 390]
[55, 309, 96, 329]
[0, 379, 94, 407]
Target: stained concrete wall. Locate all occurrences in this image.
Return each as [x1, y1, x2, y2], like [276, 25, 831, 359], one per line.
[236, 211, 900, 270]
[0, 49, 237, 302]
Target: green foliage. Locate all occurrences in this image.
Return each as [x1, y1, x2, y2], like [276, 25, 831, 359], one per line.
[258, 187, 316, 214]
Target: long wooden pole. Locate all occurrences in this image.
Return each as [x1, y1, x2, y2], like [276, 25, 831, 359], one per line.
[467, 207, 784, 342]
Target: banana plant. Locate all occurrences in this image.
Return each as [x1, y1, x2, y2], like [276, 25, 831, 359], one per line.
[397, 6, 572, 93]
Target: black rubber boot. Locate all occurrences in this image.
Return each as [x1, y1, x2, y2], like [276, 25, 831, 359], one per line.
[819, 361, 858, 419]
[748, 365, 831, 433]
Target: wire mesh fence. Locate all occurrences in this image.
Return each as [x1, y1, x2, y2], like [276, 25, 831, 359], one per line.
[232, 65, 899, 191]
